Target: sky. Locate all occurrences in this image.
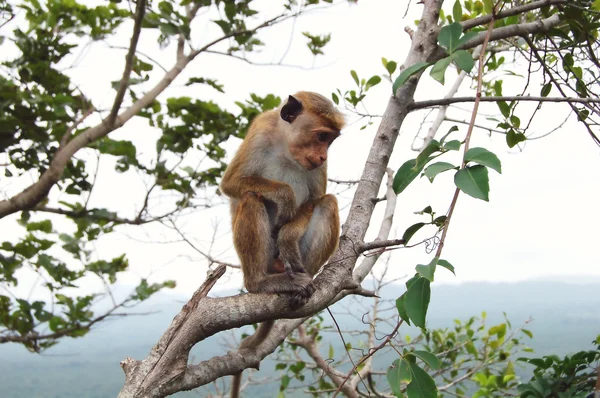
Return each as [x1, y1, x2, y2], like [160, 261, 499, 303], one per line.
[1, 0, 599, 301]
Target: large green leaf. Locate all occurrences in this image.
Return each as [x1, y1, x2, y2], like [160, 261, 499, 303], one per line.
[423, 162, 457, 182]
[406, 362, 438, 398]
[392, 62, 430, 94]
[452, 0, 462, 23]
[438, 22, 462, 52]
[438, 259, 456, 275]
[415, 257, 438, 282]
[506, 129, 526, 148]
[410, 350, 441, 370]
[387, 358, 412, 397]
[430, 55, 455, 85]
[464, 147, 502, 173]
[396, 294, 411, 326]
[454, 165, 490, 201]
[402, 222, 426, 243]
[405, 277, 431, 329]
[453, 49, 475, 73]
[443, 140, 462, 151]
[393, 159, 419, 195]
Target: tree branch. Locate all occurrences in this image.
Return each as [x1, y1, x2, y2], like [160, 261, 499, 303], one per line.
[107, 0, 146, 128]
[440, 14, 563, 57]
[461, 0, 566, 31]
[410, 95, 600, 110]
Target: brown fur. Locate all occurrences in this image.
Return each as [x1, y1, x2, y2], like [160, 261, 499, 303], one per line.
[221, 92, 344, 398]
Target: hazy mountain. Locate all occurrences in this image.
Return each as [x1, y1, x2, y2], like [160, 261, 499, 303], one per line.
[1, 280, 599, 397]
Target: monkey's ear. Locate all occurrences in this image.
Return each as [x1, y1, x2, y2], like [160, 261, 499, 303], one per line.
[280, 95, 303, 123]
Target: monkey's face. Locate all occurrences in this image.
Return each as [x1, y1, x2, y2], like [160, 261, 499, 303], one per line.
[288, 118, 340, 171]
[280, 93, 344, 170]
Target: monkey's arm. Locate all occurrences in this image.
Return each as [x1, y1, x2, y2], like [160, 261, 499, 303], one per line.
[221, 173, 296, 227]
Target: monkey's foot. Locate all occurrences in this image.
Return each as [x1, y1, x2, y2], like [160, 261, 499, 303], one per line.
[288, 274, 316, 309]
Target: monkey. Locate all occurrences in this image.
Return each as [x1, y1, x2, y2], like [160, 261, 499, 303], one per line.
[219, 92, 345, 398]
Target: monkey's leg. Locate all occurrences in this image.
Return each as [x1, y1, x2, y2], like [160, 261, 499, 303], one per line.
[275, 195, 339, 307]
[232, 191, 275, 291]
[299, 194, 340, 275]
[233, 192, 314, 308]
[277, 195, 340, 276]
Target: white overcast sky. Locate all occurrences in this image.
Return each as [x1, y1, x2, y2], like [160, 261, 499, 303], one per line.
[1, 0, 599, 300]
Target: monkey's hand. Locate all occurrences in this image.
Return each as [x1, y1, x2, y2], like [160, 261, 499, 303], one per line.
[277, 228, 308, 276]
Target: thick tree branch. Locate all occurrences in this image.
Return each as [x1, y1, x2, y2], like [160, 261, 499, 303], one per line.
[460, 14, 561, 52]
[461, 0, 566, 31]
[410, 95, 600, 110]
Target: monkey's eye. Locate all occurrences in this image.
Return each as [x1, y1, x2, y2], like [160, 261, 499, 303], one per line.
[317, 133, 328, 143]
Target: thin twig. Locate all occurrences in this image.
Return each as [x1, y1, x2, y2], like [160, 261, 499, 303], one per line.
[332, 320, 402, 398]
[107, 0, 146, 127]
[435, 1, 500, 259]
[410, 95, 600, 110]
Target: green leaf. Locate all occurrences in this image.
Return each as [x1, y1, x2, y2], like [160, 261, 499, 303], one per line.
[26, 220, 53, 233]
[365, 75, 382, 90]
[396, 294, 411, 326]
[430, 55, 455, 85]
[386, 60, 398, 75]
[443, 140, 461, 151]
[393, 159, 419, 195]
[522, 329, 533, 339]
[438, 259, 456, 275]
[387, 358, 412, 397]
[406, 362, 438, 398]
[489, 323, 507, 338]
[423, 162, 457, 182]
[438, 22, 463, 52]
[280, 374, 290, 391]
[416, 257, 438, 282]
[331, 92, 339, 105]
[402, 222, 426, 243]
[416, 140, 440, 166]
[452, 0, 463, 23]
[410, 350, 441, 370]
[432, 215, 447, 227]
[416, 206, 433, 215]
[439, 125, 459, 144]
[506, 129, 526, 148]
[540, 83, 552, 97]
[350, 70, 359, 86]
[454, 165, 489, 201]
[405, 277, 431, 329]
[392, 62, 430, 94]
[497, 101, 511, 118]
[464, 147, 502, 173]
[510, 115, 521, 128]
[453, 49, 475, 73]
[214, 19, 230, 34]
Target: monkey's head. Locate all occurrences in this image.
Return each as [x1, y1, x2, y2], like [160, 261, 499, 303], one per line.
[280, 92, 345, 171]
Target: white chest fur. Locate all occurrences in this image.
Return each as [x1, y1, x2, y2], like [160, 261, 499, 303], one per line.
[259, 157, 311, 207]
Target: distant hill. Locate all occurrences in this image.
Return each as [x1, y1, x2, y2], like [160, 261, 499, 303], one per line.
[1, 279, 599, 398]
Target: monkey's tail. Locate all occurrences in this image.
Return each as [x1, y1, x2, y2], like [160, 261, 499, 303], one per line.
[230, 320, 275, 398]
